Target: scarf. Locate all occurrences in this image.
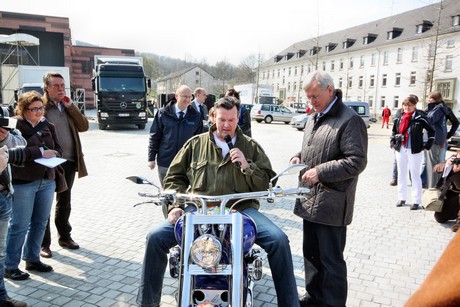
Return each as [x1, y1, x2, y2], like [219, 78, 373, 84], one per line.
[399, 111, 414, 146]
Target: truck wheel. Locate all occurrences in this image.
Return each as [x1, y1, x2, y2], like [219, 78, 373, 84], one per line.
[138, 124, 146, 130]
[99, 123, 107, 130]
[256, 120, 262, 123]
[264, 116, 273, 124]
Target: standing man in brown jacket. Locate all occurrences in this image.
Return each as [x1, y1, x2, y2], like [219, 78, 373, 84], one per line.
[290, 71, 368, 307]
[41, 72, 89, 258]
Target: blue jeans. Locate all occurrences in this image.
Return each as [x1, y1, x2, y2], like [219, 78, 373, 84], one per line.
[6, 179, 55, 269]
[0, 191, 12, 301]
[137, 207, 300, 307]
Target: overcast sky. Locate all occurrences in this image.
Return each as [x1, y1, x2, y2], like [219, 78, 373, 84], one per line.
[1, 0, 437, 65]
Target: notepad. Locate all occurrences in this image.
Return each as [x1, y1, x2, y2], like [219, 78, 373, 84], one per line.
[34, 157, 66, 168]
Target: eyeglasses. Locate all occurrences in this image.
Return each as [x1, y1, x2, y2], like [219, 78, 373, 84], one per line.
[179, 95, 192, 99]
[27, 106, 45, 113]
[50, 84, 65, 89]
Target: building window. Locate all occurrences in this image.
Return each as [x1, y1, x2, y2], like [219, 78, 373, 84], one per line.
[360, 55, 364, 67]
[428, 43, 435, 58]
[308, 64, 311, 73]
[370, 75, 375, 87]
[277, 69, 280, 77]
[348, 77, 353, 88]
[195, 79, 199, 84]
[394, 96, 399, 108]
[340, 59, 344, 70]
[447, 39, 455, 48]
[383, 51, 389, 65]
[368, 96, 374, 107]
[395, 73, 401, 86]
[410, 71, 416, 85]
[301, 65, 304, 75]
[397, 48, 403, 63]
[445, 55, 453, 71]
[371, 53, 376, 66]
[380, 96, 386, 108]
[331, 60, 335, 71]
[357, 96, 362, 102]
[382, 74, 387, 87]
[322, 61, 326, 71]
[294, 66, 298, 76]
[338, 78, 343, 88]
[294, 82, 297, 91]
[282, 76, 285, 84]
[359, 76, 363, 88]
[272, 70, 275, 78]
[196, 71, 199, 76]
[288, 67, 292, 76]
[349, 57, 354, 69]
[452, 15, 460, 26]
[412, 46, 419, 62]
[288, 82, 291, 91]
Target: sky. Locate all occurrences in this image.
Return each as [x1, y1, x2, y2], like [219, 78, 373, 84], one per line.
[1, 0, 437, 66]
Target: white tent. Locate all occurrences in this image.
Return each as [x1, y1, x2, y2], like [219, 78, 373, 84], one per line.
[0, 33, 40, 65]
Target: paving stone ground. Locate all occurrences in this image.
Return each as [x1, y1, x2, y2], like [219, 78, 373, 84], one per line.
[5, 110, 456, 306]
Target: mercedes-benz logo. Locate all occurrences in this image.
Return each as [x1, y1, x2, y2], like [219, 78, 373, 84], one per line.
[120, 102, 127, 109]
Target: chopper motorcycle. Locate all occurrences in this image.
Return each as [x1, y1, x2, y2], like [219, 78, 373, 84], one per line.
[128, 164, 308, 307]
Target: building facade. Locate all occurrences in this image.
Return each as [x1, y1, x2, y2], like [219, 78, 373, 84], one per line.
[156, 65, 216, 95]
[259, 0, 460, 117]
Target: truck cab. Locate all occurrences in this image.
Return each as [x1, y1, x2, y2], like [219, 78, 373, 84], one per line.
[92, 56, 151, 130]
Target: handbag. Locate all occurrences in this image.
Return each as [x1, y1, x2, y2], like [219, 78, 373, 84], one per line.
[422, 188, 443, 212]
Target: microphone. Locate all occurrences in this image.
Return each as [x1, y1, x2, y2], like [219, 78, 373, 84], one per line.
[224, 134, 241, 168]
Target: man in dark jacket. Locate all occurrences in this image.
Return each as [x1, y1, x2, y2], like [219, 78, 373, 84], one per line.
[290, 71, 368, 307]
[148, 85, 203, 216]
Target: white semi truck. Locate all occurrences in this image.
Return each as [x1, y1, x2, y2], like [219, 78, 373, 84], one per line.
[92, 55, 151, 130]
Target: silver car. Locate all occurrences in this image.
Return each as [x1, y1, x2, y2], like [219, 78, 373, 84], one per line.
[290, 113, 309, 130]
[250, 104, 297, 124]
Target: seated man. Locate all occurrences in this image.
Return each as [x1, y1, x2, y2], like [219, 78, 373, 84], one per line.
[137, 96, 299, 306]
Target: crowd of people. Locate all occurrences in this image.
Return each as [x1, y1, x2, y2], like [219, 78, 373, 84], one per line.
[388, 90, 460, 229]
[2, 69, 458, 306]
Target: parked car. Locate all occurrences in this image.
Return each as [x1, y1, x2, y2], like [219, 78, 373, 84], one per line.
[344, 101, 370, 128]
[250, 104, 296, 124]
[290, 113, 309, 130]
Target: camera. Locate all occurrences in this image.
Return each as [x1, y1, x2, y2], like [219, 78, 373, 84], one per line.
[7, 147, 26, 167]
[0, 117, 17, 131]
[393, 134, 405, 142]
[452, 158, 460, 165]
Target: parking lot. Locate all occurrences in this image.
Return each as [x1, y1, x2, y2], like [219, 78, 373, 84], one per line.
[5, 112, 457, 307]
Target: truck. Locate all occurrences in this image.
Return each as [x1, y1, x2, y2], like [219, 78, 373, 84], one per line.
[233, 83, 276, 105]
[92, 55, 151, 130]
[0, 65, 70, 106]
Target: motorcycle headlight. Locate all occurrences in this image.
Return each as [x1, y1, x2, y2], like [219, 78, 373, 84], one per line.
[190, 234, 222, 268]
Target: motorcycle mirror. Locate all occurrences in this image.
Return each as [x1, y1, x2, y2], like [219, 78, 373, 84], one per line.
[126, 176, 161, 190]
[270, 164, 306, 184]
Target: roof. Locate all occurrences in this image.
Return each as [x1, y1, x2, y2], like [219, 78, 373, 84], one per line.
[0, 33, 39, 46]
[262, 0, 460, 67]
[157, 65, 215, 82]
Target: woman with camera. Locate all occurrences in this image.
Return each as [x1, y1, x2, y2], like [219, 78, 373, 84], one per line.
[432, 153, 460, 232]
[391, 95, 435, 210]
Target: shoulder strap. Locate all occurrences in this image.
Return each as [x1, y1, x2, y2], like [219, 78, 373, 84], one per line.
[23, 119, 49, 139]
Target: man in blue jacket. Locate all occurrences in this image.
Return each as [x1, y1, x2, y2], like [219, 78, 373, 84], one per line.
[147, 85, 203, 216]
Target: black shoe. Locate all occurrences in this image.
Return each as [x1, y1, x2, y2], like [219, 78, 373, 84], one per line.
[299, 293, 320, 307]
[5, 296, 27, 307]
[410, 203, 420, 210]
[396, 200, 406, 207]
[25, 261, 53, 272]
[58, 238, 80, 250]
[4, 269, 30, 280]
[389, 179, 397, 186]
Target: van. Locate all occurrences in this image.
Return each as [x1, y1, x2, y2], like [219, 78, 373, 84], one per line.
[285, 102, 307, 113]
[344, 101, 370, 128]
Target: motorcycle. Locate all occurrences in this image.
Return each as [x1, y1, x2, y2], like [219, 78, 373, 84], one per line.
[128, 164, 308, 307]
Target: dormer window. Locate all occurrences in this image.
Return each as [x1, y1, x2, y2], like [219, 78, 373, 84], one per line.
[363, 34, 377, 45]
[274, 55, 283, 63]
[342, 39, 356, 49]
[285, 52, 294, 60]
[387, 27, 403, 40]
[325, 43, 337, 53]
[297, 49, 306, 58]
[416, 20, 433, 34]
[310, 46, 321, 56]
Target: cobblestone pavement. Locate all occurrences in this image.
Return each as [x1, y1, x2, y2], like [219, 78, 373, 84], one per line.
[5, 110, 456, 306]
